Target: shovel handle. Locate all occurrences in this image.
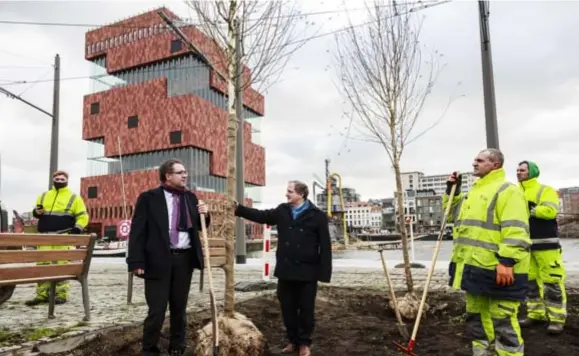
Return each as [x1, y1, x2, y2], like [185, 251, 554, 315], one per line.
[200, 214, 219, 348]
[408, 178, 459, 341]
[379, 251, 404, 324]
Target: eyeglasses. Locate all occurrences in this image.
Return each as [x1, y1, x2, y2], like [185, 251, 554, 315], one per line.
[171, 170, 188, 176]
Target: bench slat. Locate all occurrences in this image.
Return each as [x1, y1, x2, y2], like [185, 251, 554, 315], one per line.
[205, 248, 226, 257]
[204, 238, 225, 248]
[0, 263, 84, 281]
[0, 250, 88, 264]
[0, 275, 75, 286]
[209, 256, 226, 267]
[0, 234, 92, 247]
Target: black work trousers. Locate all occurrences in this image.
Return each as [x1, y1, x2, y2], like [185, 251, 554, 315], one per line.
[277, 279, 318, 346]
[141, 252, 193, 356]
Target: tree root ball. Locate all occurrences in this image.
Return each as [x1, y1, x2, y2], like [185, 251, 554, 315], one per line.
[194, 312, 266, 356]
[389, 292, 429, 320]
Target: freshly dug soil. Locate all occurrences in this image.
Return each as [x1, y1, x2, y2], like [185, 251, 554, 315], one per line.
[49, 286, 579, 355]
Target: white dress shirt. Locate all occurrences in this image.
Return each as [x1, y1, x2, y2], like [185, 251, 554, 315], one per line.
[164, 190, 191, 249]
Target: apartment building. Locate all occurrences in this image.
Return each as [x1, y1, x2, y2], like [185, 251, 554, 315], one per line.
[345, 201, 382, 230]
[401, 171, 475, 196]
[559, 187, 579, 214]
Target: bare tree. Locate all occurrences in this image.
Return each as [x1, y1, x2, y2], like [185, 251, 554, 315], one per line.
[185, 1, 306, 354]
[335, 0, 444, 304]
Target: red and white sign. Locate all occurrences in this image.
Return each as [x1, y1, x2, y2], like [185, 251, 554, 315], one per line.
[117, 219, 131, 240]
[262, 225, 272, 281]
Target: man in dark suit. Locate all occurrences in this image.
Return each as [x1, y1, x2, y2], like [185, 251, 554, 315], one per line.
[127, 159, 210, 356]
[234, 180, 332, 356]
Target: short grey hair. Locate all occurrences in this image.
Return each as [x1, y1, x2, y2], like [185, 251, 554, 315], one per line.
[480, 148, 504, 167]
[288, 180, 309, 200]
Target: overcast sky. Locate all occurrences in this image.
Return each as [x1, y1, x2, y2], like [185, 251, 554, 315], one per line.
[1, 0, 578, 217]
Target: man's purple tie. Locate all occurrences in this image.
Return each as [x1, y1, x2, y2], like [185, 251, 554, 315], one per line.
[170, 194, 180, 247]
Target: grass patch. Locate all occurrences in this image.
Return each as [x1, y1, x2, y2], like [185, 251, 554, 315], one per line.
[0, 326, 73, 347]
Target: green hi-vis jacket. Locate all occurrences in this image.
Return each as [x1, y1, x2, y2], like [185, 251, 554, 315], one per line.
[33, 187, 89, 233]
[520, 177, 560, 251]
[443, 168, 531, 301]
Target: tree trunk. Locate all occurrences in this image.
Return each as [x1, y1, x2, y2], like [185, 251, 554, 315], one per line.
[393, 162, 414, 293]
[223, 22, 238, 318]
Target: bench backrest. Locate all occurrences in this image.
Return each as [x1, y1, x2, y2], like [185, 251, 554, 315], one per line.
[205, 238, 226, 268]
[0, 233, 97, 286]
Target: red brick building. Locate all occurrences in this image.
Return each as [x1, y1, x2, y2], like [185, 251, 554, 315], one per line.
[81, 8, 265, 239]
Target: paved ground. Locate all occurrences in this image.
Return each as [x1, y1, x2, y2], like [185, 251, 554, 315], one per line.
[1, 261, 578, 354]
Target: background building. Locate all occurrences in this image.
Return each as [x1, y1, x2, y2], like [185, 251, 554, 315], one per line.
[415, 189, 443, 233]
[401, 171, 475, 196]
[559, 187, 579, 215]
[80, 8, 265, 239]
[345, 201, 382, 231]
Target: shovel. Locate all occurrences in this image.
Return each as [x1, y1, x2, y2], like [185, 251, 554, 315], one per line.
[393, 177, 459, 355]
[200, 213, 219, 356]
[379, 250, 409, 340]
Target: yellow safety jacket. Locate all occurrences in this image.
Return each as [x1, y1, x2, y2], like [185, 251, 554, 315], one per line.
[33, 187, 89, 233]
[520, 178, 560, 251]
[443, 168, 531, 301]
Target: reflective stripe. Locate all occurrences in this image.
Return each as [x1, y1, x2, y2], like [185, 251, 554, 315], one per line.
[75, 211, 87, 217]
[65, 194, 77, 211]
[455, 182, 514, 230]
[503, 238, 531, 249]
[531, 237, 559, 245]
[454, 236, 499, 251]
[48, 212, 75, 217]
[492, 317, 524, 354]
[454, 236, 530, 251]
[536, 185, 546, 202]
[542, 202, 558, 208]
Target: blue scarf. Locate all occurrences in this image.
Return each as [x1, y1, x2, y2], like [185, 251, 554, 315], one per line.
[291, 200, 309, 220]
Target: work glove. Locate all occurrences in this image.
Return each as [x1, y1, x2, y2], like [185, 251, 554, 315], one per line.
[528, 201, 537, 217]
[446, 171, 462, 195]
[496, 264, 515, 286]
[70, 227, 82, 235]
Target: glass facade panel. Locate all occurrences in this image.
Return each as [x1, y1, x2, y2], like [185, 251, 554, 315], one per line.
[87, 55, 262, 121]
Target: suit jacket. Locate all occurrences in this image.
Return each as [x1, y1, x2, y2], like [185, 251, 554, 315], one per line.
[126, 186, 210, 280]
[235, 200, 332, 283]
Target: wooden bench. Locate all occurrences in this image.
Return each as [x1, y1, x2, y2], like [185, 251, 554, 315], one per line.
[198, 237, 226, 290]
[0, 233, 98, 321]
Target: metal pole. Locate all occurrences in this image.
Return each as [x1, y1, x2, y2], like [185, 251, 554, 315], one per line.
[234, 18, 247, 264]
[478, 1, 499, 149]
[48, 54, 60, 189]
[118, 136, 134, 304]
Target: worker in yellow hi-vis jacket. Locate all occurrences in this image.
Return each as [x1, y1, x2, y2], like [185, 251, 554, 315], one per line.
[444, 148, 531, 356]
[516, 160, 566, 335]
[25, 170, 89, 306]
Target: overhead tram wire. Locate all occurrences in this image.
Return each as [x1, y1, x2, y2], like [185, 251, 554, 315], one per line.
[0, 1, 443, 30]
[0, 1, 452, 87]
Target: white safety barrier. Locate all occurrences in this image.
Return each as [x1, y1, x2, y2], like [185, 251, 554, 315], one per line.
[262, 225, 272, 281]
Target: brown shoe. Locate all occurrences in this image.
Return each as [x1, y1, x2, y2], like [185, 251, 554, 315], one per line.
[299, 345, 311, 356]
[281, 344, 296, 354]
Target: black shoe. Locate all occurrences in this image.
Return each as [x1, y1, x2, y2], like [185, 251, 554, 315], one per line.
[519, 318, 546, 328]
[25, 298, 48, 306]
[169, 347, 185, 356]
[547, 323, 564, 335]
[55, 297, 67, 305]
